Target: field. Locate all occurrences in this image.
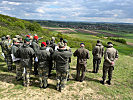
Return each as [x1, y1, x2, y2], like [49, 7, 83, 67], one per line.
[0, 47, 133, 100]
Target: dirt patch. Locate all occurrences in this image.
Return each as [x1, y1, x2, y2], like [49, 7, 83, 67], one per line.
[77, 29, 122, 37]
[127, 42, 133, 46]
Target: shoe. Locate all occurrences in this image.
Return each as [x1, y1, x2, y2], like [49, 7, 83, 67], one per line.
[106, 80, 111, 85]
[100, 80, 105, 85]
[92, 71, 95, 73]
[80, 80, 83, 82]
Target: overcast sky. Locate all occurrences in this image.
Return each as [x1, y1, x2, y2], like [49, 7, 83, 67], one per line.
[0, 0, 133, 23]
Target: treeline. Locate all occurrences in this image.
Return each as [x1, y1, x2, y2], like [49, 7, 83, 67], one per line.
[27, 20, 133, 34]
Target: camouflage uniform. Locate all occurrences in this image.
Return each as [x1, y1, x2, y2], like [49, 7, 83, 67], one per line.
[36, 47, 50, 88]
[101, 43, 118, 85]
[92, 42, 104, 73]
[73, 46, 90, 82]
[31, 39, 40, 75]
[45, 41, 54, 76]
[3, 37, 13, 71]
[52, 48, 72, 91]
[16, 43, 34, 86]
[11, 39, 22, 80]
[0, 36, 6, 53]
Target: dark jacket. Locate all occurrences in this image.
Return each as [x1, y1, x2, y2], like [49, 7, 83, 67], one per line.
[73, 47, 90, 64]
[52, 48, 72, 72]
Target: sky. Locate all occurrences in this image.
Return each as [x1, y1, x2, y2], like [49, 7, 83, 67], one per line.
[0, 0, 133, 23]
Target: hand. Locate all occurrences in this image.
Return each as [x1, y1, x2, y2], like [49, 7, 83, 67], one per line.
[111, 61, 115, 66]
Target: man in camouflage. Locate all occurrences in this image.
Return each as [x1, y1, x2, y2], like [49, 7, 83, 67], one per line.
[11, 38, 22, 81]
[52, 44, 72, 91]
[31, 35, 40, 75]
[92, 40, 104, 73]
[63, 39, 71, 81]
[73, 43, 90, 82]
[36, 42, 50, 88]
[16, 38, 34, 87]
[46, 40, 54, 76]
[100, 42, 118, 85]
[3, 35, 13, 71]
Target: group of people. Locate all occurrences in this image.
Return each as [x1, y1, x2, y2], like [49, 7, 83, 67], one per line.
[0, 34, 118, 92]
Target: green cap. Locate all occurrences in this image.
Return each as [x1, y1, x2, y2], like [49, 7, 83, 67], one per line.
[63, 39, 68, 43]
[24, 38, 30, 42]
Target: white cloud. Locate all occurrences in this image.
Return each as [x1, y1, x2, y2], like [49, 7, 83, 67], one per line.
[36, 8, 45, 13]
[2, 1, 21, 5]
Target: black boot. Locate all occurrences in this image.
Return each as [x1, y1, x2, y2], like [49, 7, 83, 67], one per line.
[106, 80, 111, 85]
[100, 80, 105, 85]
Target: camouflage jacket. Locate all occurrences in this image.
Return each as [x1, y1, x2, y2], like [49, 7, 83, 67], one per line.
[16, 43, 34, 68]
[3, 39, 12, 54]
[52, 48, 72, 72]
[36, 47, 51, 68]
[92, 43, 104, 59]
[73, 47, 90, 64]
[103, 46, 118, 66]
[31, 39, 40, 53]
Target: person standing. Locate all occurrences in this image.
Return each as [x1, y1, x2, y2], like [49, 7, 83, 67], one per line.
[31, 35, 40, 75]
[92, 40, 104, 73]
[52, 44, 72, 92]
[11, 38, 22, 81]
[16, 38, 34, 87]
[73, 43, 90, 82]
[36, 42, 50, 88]
[100, 42, 118, 85]
[3, 35, 13, 71]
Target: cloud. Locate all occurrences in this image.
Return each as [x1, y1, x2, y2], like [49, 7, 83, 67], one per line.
[0, 0, 133, 23]
[2, 1, 21, 5]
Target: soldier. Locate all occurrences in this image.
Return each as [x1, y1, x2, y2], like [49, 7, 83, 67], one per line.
[50, 37, 57, 50]
[73, 43, 90, 82]
[46, 40, 54, 76]
[0, 36, 6, 53]
[11, 38, 22, 81]
[100, 42, 118, 85]
[52, 44, 72, 91]
[63, 39, 71, 81]
[92, 40, 104, 73]
[58, 38, 64, 47]
[31, 35, 40, 75]
[3, 35, 13, 71]
[16, 38, 34, 87]
[36, 42, 50, 88]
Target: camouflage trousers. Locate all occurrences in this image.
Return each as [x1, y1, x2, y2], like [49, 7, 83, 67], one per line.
[38, 67, 49, 88]
[76, 63, 86, 81]
[93, 59, 101, 73]
[56, 71, 68, 90]
[15, 61, 22, 80]
[5, 54, 13, 71]
[22, 67, 31, 87]
[102, 65, 114, 81]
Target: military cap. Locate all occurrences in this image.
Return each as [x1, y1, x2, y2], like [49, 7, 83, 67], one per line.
[41, 42, 47, 46]
[24, 38, 30, 42]
[34, 36, 38, 40]
[97, 40, 100, 43]
[80, 43, 85, 45]
[60, 38, 63, 41]
[63, 39, 68, 43]
[107, 42, 113, 47]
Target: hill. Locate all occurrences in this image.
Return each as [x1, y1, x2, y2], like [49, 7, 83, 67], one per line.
[0, 14, 133, 100]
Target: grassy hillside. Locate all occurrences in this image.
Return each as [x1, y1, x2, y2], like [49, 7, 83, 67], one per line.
[0, 48, 132, 100]
[0, 14, 133, 100]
